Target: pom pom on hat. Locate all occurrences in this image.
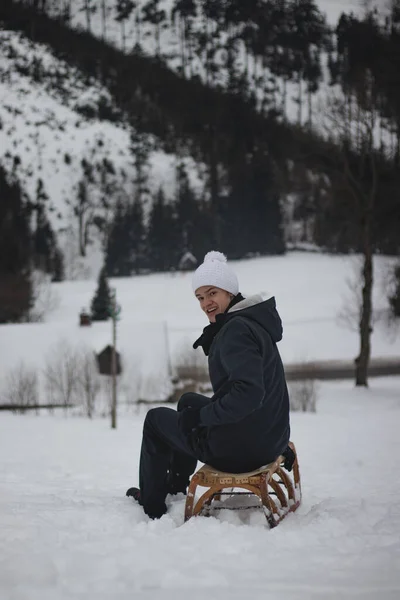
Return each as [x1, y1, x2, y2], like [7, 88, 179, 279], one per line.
[203, 250, 227, 263]
[192, 250, 239, 295]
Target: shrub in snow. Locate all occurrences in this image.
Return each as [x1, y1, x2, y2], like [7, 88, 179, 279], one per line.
[3, 363, 38, 412]
[43, 342, 80, 409]
[289, 379, 318, 413]
[44, 342, 102, 417]
[76, 348, 101, 418]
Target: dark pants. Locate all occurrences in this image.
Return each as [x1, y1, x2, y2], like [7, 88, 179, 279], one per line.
[138, 393, 210, 519]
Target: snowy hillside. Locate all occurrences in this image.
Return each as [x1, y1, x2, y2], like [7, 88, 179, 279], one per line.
[0, 29, 204, 278]
[0, 0, 392, 279]
[43, 0, 388, 124]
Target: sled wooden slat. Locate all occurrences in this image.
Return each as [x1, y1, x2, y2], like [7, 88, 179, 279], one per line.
[184, 442, 301, 527]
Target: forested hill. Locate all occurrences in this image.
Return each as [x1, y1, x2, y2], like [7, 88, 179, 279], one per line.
[1, 0, 400, 292]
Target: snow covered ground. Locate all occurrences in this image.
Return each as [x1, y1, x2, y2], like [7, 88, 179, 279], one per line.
[1, 250, 400, 597]
[1, 377, 400, 600]
[1, 252, 399, 403]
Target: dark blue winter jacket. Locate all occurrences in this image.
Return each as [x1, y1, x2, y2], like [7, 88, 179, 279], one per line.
[198, 295, 290, 471]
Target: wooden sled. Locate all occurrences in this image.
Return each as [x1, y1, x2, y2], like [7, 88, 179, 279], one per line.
[184, 442, 301, 528]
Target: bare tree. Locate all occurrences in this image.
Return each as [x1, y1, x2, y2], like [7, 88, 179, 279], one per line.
[318, 89, 379, 386]
[337, 258, 381, 334]
[288, 379, 318, 413]
[44, 342, 79, 409]
[115, 0, 136, 52]
[76, 348, 101, 418]
[82, 0, 96, 32]
[4, 363, 38, 412]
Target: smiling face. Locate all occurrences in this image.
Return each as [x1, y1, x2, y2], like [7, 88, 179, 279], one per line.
[195, 285, 234, 323]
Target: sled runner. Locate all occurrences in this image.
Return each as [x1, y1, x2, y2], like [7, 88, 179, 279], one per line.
[184, 442, 301, 527]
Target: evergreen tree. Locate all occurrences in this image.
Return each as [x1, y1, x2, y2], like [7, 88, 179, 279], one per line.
[105, 197, 146, 276]
[223, 147, 285, 257]
[31, 177, 64, 281]
[173, 161, 214, 261]
[175, 162, 198, 250]
[0, 165, 33, 323]
[289, 0, 328, 125]
[126, 199, 147, 273]
[131, 123, 151, 206]
[91, 265, 111, 321]
[147, 188, 181, 270]
[105, 200, 130, 276]
[52, 247, 65, 283]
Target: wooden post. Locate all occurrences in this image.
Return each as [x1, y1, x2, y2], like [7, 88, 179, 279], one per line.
[111, 288, 117, 429]
[163, 321, 173, 380]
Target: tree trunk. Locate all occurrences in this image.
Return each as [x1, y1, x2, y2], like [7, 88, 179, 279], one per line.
[85, 0, 91, 32]
[282, 78, 287, 120]
[204, 16, 210, 85]
[156, 21, 161, 56]
[355, 242, 373, 386]
[180, 16, 186, 76]
[121, 19, 126, 52]
[79, 212, 85, 257]
[101, 0, 106, 40]
[186, 20, 193, 78]
[298, 73, 303, 125]
[307, 87, 312, 130]
[135, 8, 140, 46]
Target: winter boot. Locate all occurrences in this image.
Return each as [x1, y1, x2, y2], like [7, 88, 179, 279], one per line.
[126, 487, 142, 505]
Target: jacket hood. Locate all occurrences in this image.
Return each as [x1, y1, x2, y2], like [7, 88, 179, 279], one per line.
[226, 294, 283, 343]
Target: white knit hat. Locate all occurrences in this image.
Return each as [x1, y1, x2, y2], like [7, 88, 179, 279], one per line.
[192, 251, 239, 295]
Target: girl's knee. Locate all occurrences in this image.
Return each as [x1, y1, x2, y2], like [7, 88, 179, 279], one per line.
[177, 393, 193, 412]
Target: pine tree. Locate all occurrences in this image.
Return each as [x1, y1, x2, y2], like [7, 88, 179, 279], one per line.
[126, 199, 146, 273]
[105, 201, 130, 276]
[147, 188, 181, 270]
[0, 165, 33, 323]
[52, 247, 65, 283]
[105, 198, 146, 276]
[91, 265, 111, 321]
[223, 147, 285, 258]
[174, 161, 215, 260]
